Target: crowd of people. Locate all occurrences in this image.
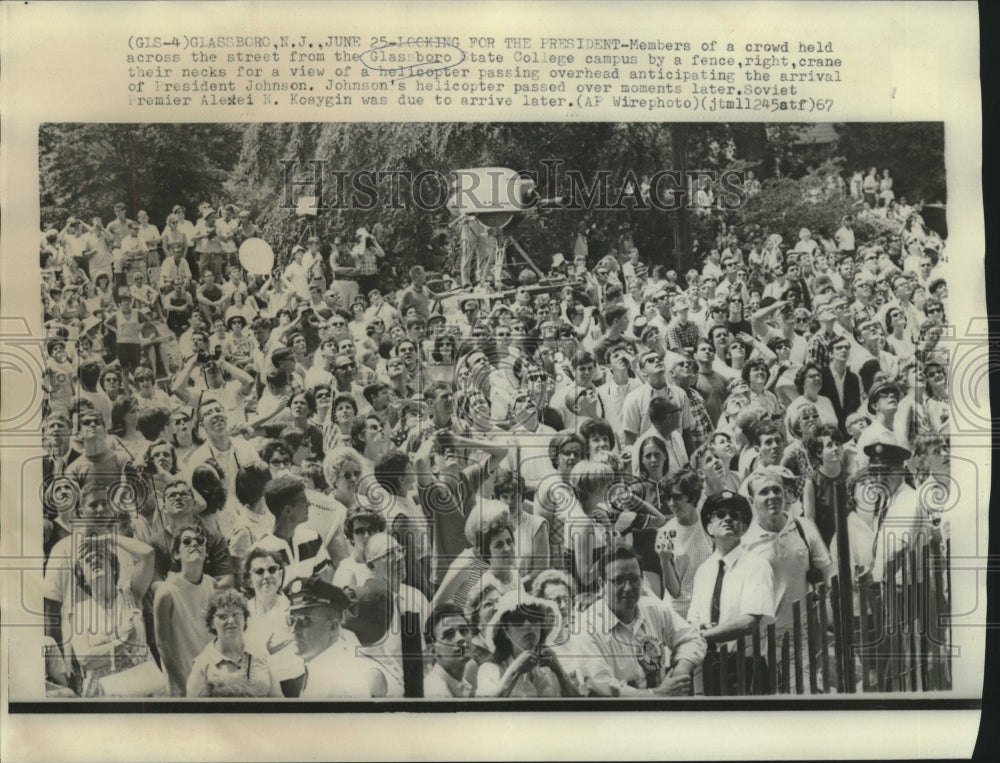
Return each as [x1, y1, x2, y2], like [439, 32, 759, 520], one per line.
[39, 176, 951, 699]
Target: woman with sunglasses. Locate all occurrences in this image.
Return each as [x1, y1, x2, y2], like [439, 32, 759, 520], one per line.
[656, 469, 713, 621]
[153, 524, 217, 695]
[309, 384, 333, 431]
[170, 405, 202, 468]
[885, 306, 915, 363]
[186, 588, 283, 697]
[241, 548, 301, 694]
[332, 506, 386, 590]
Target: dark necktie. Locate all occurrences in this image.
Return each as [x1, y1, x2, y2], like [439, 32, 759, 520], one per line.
[710, 558, 726, 626]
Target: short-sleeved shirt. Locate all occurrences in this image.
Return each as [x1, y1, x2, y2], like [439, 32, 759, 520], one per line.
[688, 545, 776, 635]
[186, 642, 280, 697]
[576, 596, 708, 691]
[655, 518, 714, 620]
[620, 382, 693, 440]
[741, 515, 831, 634]
[300, 632, 371, 698]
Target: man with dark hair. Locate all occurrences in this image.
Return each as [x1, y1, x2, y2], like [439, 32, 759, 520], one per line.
[137, 405, 172, 442]
[631, 394, 688, 478]
[186, 393, 261, 495]
[256, 475, 333, 583]
[693, 338, 728, 427]
[423, 603, 476, 697]
[66, 407, 138, 497]
[591, 302, 630, 365]
[577, 544, 706, 696]
[78, 360, 113, 428]
[132, 478, 236, 591]
[820, 335, 862, 436]
[621, 350, 693, 447]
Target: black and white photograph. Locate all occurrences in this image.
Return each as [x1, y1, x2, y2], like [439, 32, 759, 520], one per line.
[32, 120, 959, 703]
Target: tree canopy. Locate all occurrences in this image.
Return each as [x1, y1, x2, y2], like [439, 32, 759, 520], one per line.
[39, 121, 945, 283]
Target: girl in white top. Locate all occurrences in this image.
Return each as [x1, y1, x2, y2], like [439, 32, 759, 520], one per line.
[656, 469, 714, 621]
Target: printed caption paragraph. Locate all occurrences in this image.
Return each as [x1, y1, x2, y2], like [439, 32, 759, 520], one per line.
[127, 34, 843, 113]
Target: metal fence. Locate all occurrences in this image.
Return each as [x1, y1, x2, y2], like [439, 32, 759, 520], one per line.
[703, 537, 951, 695]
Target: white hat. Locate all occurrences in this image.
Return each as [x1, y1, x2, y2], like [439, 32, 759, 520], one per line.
[483, 591, 559, 654]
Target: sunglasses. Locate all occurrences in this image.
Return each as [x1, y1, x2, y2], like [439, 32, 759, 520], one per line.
[180, 535, 206, 547]
[286, 613, 328, 628]
[710, 509, 744, 522]
[251, 564, 281, 576]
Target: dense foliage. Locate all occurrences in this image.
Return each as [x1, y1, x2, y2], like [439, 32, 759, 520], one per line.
[39, 122, 945, 286]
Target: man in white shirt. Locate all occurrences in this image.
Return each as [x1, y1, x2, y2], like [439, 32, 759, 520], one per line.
[577, 544, 707, 696]
[854, 382, 900, 471]
[159, 241, 194, 293]
[864, 439, 935, 584]
[834, 215, 855, 252]
[688, 490, 776, 688]
[284, 576, 371, 698]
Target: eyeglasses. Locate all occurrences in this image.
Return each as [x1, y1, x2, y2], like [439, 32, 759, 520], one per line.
[314, 389, 332, 398]
[251, 564, 281, 576]
[559, 448, 583, 457]
[611, 573, 642, 588]
[330, 321, 347, 327]
[180, 535, 206, 547]
[710, 509, 744, 522]
[213, 611, 245, 623]
[286, 613, 329, 629]
[339, 469, 362, 480]
[79, 418, 104, 428]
